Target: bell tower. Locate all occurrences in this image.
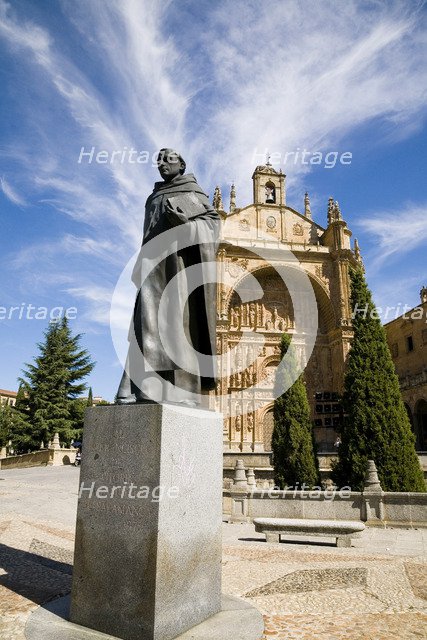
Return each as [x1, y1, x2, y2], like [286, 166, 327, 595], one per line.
[252, 159, 286, 206]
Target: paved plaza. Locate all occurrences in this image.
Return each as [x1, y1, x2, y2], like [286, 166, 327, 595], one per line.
[0, 467, 426, 640]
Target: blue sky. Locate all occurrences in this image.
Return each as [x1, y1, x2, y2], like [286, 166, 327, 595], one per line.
[0, 0, 426, 401]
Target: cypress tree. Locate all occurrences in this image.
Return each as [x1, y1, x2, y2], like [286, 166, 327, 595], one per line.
[19, 317, 95, 448]
[332, 267, 425, 492]
[272, 333, 320, 489]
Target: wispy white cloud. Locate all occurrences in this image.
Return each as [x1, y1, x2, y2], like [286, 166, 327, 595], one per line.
[357, 203, 427, 266]
[12, 234, 123, 269]
[67, 284, 113, 326]
[194, 1, 427, 200]
[369, 272, 424, 318]
[0, 176, 27, 206]
[1, 0, 427, 332]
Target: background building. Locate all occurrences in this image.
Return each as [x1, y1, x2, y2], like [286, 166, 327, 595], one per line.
[385, 287, 427, 452]
[213, 163, 361, 481]
[0, 389, 17, 406]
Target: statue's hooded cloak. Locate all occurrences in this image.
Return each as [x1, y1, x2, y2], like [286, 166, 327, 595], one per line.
[129, 173, 220, 393]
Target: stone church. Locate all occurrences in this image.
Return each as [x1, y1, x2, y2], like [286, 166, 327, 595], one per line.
[211, 162, 362, 481]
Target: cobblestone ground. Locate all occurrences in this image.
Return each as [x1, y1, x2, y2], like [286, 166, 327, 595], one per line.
[223, 544, 427, 639]
[0, 467, 426, 639]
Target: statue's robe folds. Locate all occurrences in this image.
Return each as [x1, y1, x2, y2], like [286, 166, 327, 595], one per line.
[118, 173, 220, 403]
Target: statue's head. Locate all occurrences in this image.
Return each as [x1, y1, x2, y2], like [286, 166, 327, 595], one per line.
[157, 148, 186, 182]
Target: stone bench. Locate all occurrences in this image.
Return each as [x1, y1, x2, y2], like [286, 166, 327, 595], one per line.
[254, 517, 365, 547]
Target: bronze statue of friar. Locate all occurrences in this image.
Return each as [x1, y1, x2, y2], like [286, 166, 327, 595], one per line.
[116, 148, 220, 407]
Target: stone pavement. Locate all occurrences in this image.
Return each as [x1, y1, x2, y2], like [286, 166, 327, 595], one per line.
[1, 467, 427, 640]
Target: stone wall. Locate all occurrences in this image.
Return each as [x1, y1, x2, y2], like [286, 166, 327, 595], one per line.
[223, 488, 427, 528]
[0, 447, 76, 469]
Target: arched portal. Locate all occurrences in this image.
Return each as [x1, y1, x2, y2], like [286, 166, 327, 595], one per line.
[222, 265, 341, 453]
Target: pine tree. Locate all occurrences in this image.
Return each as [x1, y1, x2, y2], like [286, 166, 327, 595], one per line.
[0, 400, 11, 448]
[332, 267, 425, 492]
[69, 398, 87, 443]
[19, 317, 95, 448]
[272, 333, 320, 489]
[0, 400, 32, 453]
[14, 384, 28, 412]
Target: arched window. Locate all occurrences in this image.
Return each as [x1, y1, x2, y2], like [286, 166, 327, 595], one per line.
[265, 181, 276, 204]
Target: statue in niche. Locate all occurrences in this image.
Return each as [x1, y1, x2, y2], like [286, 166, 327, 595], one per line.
[116, 148, 220, 406]
[247, 413, 254, 431]
[249, 303, 256, 328]
[244, 364, 254, 386]
[235, 307, 240, 327]
[272, 306, 278, 328]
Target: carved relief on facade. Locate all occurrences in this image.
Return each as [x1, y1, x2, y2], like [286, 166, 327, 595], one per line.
[229, 299, 268, 331]
[239, 218, 250, 231]
[228, 342, 258, 389]
[225, 257, 248, 278]
[314, 262, 329, 283]
[263, 303, 288, 331]
[259, 361, 279, 388]
[293, 222, 304, 236]
[305, 346, 333, 393]
[266, 216, 277, 232]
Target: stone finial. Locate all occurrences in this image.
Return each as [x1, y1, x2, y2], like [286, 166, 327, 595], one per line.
[334, 200, 342, 220]
[212, 186, 223, 211]
[354, 238, 364, 270]
[0, 446, 7, 459]
[327, 197, 343, 224]
[354, 238, 361, 260]
[233, 459, 248, 488]
[246, 467, 256, 488]
[52, 432, 60, 449]
[327, 196, 335, 224]
[229, 183, 236, 213]
[363, 460, 383, 493]
[47, 440, 52, 449]
[304, 191, 312, 219]
[40, 441, 44, 450]
[421, 286, 427, 304]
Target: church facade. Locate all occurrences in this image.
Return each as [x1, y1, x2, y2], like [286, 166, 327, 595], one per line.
[212, 163, 362, 480]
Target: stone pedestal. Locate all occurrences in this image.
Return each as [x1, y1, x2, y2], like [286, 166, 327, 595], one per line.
[70, 404, 223, 640]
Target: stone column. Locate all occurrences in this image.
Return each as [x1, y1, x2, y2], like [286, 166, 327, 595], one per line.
[71, 404, 223, 640]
